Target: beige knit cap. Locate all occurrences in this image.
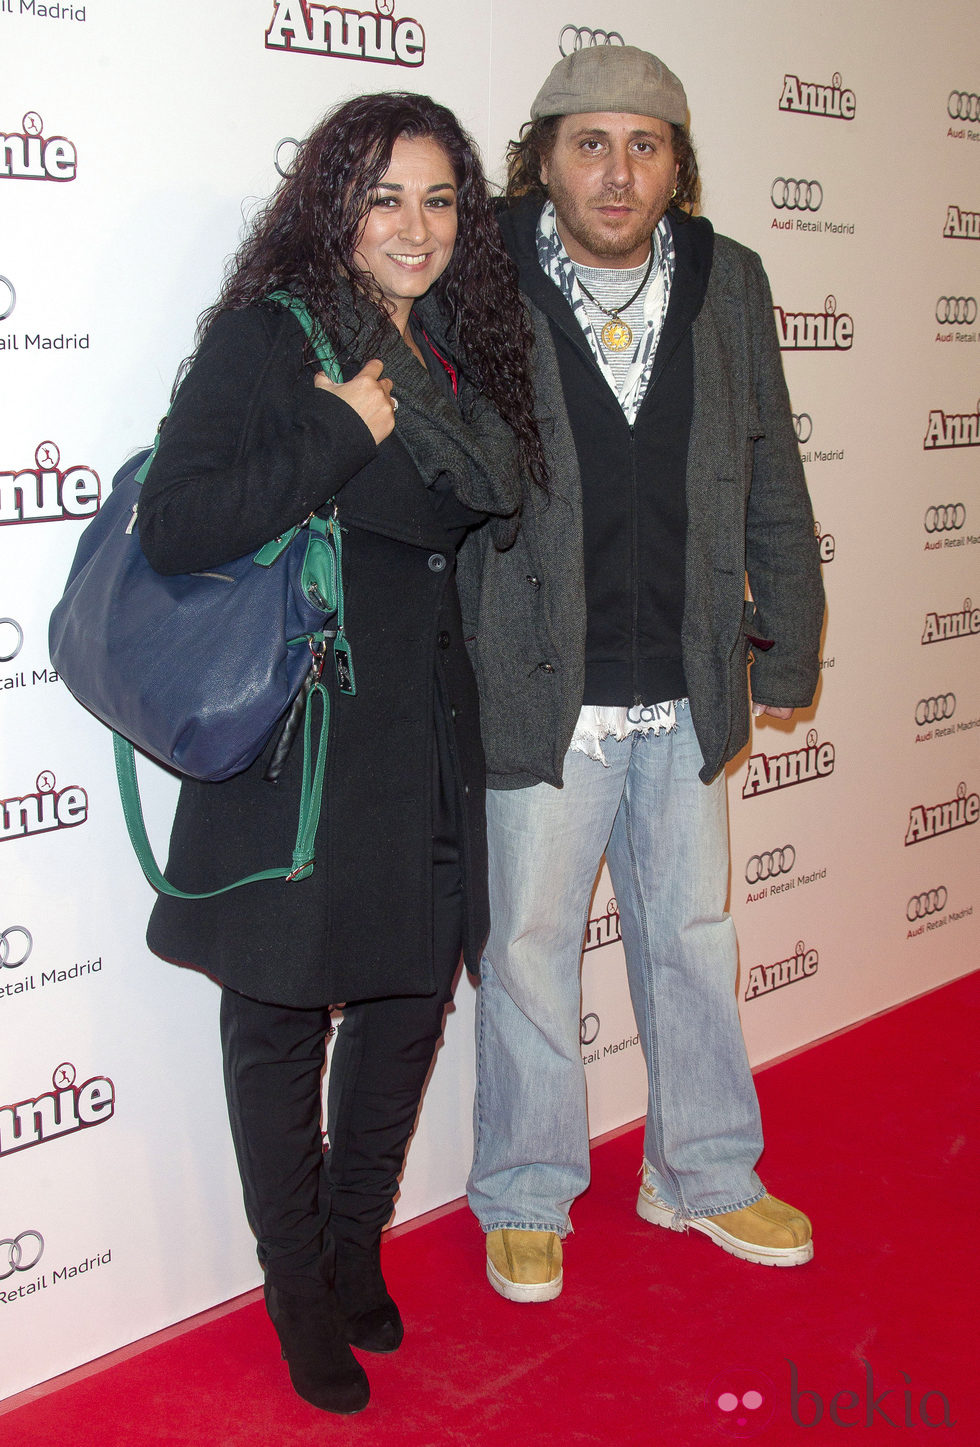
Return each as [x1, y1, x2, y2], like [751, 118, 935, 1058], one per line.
[530, 44, 688, 125]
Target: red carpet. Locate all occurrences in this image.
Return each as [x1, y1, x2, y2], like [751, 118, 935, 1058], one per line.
[3, 972, 976, 1446]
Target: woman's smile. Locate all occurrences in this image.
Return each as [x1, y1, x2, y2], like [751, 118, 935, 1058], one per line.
[355, 134, 458, 332]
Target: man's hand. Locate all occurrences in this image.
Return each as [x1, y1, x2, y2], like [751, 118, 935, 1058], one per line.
[751, 703, 794, 720]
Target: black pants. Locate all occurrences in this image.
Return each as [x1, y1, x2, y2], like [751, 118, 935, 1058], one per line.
[219, 838, 464, 1295]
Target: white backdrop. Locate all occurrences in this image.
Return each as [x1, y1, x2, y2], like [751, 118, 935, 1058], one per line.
[2, 0, 977, 1400]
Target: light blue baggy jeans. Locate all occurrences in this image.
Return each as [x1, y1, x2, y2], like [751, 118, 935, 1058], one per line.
[467, 708, 765, 1235]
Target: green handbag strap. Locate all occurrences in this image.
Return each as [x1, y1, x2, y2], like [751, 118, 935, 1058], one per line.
[112, 680, 330, 898]
[113, 293, 346, 898]
[267, 291, 357, 698]
[266, 290, 343, 382]
[133, 293, 341, 488]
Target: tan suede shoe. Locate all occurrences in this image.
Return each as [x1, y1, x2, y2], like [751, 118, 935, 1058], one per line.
[637, 1163, 813, 1266]
[486, 1228, 563, 1302]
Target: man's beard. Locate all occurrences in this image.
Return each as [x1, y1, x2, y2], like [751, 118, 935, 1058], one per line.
[547, 178, 669, 264]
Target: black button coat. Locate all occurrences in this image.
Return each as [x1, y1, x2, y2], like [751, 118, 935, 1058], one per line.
[137, 302, 520, 1006]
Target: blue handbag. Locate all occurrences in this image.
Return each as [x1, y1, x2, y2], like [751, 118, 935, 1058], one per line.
[48, 294, 355, 894]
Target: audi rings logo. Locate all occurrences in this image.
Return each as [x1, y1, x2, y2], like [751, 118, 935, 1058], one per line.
[0, 926, 33, 968]
[936, 296, 978, 325]
[907, 887, 948, 921]
[274, 137, 300, 178]
[580, 1012, 600, 1046]
[559, 26, 625, 56]
[0, 618, 24, 662]
[1, 1231, 44, 1280]
[915, 695, 956, 725]
[948, 91, 980, 122]
[792, 412, 813, 444]
[0, 275, 15, 322]
[924, 504, 966, 533]
[771, 178, 823, 211]
[745, 846, 796, 884]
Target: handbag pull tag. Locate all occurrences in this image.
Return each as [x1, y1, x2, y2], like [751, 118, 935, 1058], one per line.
[334, 633, 356, 695]
[325, 508, 355, 695]
[253, 527, 299, 567]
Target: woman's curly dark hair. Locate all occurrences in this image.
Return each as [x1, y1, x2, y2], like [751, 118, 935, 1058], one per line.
[196, 92, 547, 489]
[505, 115, 700, 214]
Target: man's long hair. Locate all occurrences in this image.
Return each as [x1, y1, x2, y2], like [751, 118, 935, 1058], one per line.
[505, 114, 700, 214]
[196, 92, 546, 488]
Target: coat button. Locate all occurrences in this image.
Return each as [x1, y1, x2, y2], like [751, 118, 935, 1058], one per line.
[437, 631, 451, 649]
[526, 575, 541, 589]
[538, 661, 555, 674]
[428, 553, 446, 572]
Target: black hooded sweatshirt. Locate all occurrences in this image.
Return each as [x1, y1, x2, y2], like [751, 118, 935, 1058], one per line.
[497, 198, 715, 707]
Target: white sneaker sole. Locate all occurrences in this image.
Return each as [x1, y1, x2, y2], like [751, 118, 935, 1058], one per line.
[486, 1256, 563, 1302]
[636, 1189, 814, 1267]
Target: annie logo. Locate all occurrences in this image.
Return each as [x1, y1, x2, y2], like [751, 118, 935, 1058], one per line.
[265, 1, 425, 66]
[584, 896, 621, 952]
[0, 772, 87, 844]
[943, 205, 980, 239]
[814, 520, 835, 563]
[778, 71, 855, 119]
[744, 941, 818, 1001]
[0, 442, 100, 526]
[923, 402, 980, 449]
[0, 1062, 114, 1158]
[773, 295, 853, 350]
[921, 598, 980, 644]
[1, 112, 77, 182]
[742, 731, 835, 798]
[905, 781, 980, 845]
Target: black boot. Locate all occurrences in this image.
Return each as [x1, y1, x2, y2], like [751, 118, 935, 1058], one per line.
[264, 1281, 370, 1414]
[333, 1237, 404, 1354]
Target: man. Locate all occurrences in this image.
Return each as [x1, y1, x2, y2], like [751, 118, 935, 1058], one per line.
[457, 44, 825, 1302]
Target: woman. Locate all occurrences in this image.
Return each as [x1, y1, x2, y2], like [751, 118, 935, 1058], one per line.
[137, 92, 545, 1415]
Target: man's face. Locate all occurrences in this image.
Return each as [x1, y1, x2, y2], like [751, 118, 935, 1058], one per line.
[540, 112, 680, 268]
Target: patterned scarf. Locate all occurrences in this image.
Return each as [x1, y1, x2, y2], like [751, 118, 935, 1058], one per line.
[535, 201, 675, 426]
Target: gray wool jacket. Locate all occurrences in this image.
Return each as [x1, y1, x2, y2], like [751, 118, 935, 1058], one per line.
[456, 207, 825, 788]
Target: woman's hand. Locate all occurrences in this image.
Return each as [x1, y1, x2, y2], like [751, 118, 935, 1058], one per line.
[315, 359, 396, 446]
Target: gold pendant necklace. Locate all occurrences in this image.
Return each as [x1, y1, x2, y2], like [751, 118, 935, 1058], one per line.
[575, 247, 656, 351]
[600, 318, 634, 350]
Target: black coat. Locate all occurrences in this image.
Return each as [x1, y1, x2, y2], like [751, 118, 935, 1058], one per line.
[137, 301, 520, 1006]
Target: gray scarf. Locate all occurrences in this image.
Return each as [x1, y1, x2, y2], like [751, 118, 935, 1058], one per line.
[331, 287, 524, 530]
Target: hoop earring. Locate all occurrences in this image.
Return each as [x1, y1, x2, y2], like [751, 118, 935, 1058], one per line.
[671, 186, 678, 200]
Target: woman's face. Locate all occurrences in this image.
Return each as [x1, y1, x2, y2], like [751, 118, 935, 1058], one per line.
[355, 134, 459, 333]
